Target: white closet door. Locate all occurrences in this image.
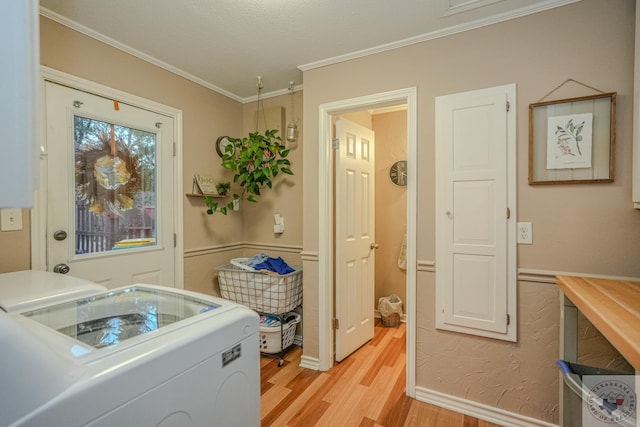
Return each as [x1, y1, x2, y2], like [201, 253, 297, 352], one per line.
[435, 84, 517, 342]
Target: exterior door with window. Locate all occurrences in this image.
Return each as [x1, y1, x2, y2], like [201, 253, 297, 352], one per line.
[44, 81, 176, 288]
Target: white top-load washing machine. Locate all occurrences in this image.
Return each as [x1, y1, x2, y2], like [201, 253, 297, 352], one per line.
[1, 283, 260, 427]
[0, 270, 106, 312]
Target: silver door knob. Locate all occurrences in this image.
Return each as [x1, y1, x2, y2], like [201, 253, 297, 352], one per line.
[53, 230, 68, 241]
[370, 243, 380, 250]
[53, 263, 70, 274]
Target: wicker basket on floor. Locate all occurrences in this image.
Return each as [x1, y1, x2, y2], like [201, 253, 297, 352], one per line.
[381, 312, 400, 327]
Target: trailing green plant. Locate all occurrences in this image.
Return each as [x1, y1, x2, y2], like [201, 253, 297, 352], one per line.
[204, 129, 293, 215]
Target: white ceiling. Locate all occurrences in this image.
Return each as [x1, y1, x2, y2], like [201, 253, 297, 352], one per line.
[39, 0, 580, 102]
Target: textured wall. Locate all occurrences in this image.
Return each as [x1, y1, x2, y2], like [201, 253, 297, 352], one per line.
[417, 276, 560, 422]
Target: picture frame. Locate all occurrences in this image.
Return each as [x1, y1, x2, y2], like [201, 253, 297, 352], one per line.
[528, 92, 616, 184]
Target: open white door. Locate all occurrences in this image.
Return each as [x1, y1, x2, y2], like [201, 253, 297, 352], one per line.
[335, 117, 376, 361]
[44, 81, 176, 288]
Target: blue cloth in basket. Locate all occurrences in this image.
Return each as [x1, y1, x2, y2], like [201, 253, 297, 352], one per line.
[254, 257, 295, 275]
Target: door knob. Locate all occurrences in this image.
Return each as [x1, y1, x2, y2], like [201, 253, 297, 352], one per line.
[53, 230, 68, 241]
[370, 243, 380, 250]
[53, 263, 70, 274]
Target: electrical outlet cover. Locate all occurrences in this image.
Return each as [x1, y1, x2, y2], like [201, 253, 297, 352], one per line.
[517, 222, 532, 244]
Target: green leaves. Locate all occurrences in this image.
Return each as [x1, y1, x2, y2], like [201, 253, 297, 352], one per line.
[204, 129, 294, 215]
[555, 118, 586, 156]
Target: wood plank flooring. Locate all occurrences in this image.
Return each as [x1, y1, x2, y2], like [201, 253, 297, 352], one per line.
[260, 321, 503, 427]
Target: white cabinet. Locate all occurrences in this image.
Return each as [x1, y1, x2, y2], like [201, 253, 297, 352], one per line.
[435, 84, 517, 342]
[0, 0, 39, 208]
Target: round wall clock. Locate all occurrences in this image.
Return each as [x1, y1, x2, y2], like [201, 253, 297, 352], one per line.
[215, 136, 234, 158]
[389, 160, 407, 186]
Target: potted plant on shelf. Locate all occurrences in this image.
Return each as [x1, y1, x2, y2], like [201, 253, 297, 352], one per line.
[215, 181, 230, 196]
[204, 129, 293, 215]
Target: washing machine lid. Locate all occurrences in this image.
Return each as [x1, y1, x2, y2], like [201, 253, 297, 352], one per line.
[0, 270, 106, 313]
[21, 286, 221, 349]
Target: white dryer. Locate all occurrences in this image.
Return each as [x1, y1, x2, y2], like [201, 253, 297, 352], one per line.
[1, 284, 260, 427]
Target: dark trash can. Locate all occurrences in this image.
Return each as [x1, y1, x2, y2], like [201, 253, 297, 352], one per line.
[557, 360, 636, 427]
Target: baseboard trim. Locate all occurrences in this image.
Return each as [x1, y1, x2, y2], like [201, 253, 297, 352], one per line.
[299, 355, 320, 370]
[414, 386, 558, 427]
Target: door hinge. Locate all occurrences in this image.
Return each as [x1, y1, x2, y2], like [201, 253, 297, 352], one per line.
[507, 314, 511, 326]
[506, 100, 510, 112]
[506, 207, 511, 219]
[173, 233, 177, 248]
[333, 318, 339, 330]
[173, 142, 176, 157]
[332, 138, 340, 150]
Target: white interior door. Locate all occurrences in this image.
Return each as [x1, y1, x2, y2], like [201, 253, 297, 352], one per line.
[44, 81, 176, 288]
[335, 117, 376, 362]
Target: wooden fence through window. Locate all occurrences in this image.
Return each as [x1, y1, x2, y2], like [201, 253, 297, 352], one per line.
[75, 198, 155, 254]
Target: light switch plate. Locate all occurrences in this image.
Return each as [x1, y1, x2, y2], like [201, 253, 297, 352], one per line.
[1, 208, 23, 231]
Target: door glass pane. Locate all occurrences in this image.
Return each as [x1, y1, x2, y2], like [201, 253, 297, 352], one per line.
[74, 115, 157, 255]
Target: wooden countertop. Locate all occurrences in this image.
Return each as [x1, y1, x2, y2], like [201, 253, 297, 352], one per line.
[556, 275, 640, 370]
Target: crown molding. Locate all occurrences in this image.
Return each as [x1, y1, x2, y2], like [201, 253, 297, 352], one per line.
[40, 6, 245, 103]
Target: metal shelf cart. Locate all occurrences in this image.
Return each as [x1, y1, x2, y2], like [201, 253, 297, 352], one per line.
[217, 263, 302, 366]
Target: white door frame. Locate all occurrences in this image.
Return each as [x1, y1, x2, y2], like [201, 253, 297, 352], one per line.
[31, 66, 184, 289]
[318, 87, 417, 397]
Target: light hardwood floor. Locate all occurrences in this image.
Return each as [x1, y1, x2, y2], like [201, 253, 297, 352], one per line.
[260, 321, 503, 427]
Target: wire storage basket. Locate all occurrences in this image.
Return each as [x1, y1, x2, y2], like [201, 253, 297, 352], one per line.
[217, 264, 303, 313]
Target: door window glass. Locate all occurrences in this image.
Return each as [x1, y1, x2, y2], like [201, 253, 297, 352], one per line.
[74, 116, 157, 255]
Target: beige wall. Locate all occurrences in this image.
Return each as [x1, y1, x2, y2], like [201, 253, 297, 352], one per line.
[0, 209, 31, 273]
[301, 0, 639, 423]
[240, 93, 304, 265]
[373, 110, 407, 305]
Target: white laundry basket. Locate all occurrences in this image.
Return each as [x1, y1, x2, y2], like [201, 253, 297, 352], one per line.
[259, 312, 301, 354]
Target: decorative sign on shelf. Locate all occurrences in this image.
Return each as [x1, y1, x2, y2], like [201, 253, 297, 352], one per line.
[193, 173, 218, 195]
